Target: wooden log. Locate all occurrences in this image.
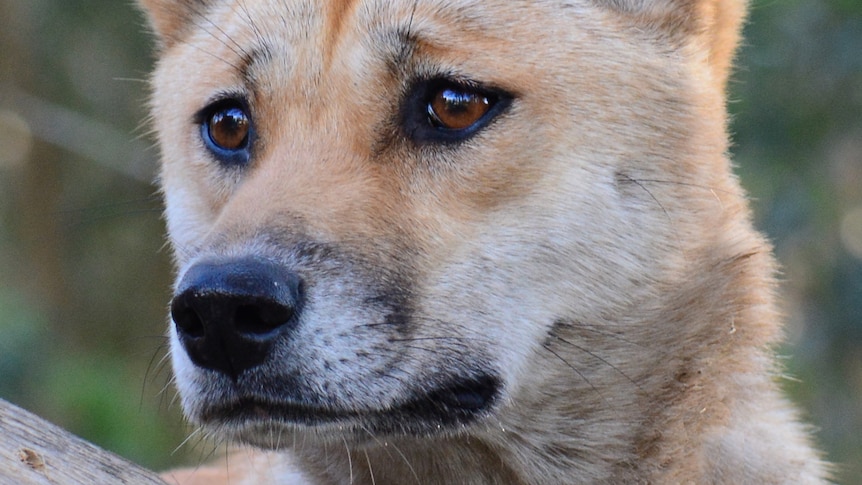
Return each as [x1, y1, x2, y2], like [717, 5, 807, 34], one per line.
[0, 398, 166, 484]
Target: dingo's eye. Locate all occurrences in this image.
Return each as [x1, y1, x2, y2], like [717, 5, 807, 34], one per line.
[198, 98, 253, 166]
[403, 78, 512, 144]
[428, 87, 492, 131]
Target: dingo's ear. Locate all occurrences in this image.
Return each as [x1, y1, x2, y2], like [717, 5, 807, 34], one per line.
[601, 0, 747, 91]
[137, 0, 205, 48]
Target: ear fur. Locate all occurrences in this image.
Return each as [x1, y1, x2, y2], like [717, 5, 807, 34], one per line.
[137, 0, 211, 49]
[601, 0, 748, 91]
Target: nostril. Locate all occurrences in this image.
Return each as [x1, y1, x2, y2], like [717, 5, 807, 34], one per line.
[235, 300, 294, 336]
[171, 295, 206, 339]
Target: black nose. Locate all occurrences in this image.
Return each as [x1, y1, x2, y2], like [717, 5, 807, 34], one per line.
[170, 257, 303, 378]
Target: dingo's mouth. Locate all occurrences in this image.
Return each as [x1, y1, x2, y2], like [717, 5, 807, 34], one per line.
[199, 374, 500, 438]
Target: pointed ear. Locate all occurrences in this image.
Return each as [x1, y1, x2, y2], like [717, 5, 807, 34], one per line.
[602, 0, 748, 92]
[137, 0, 210, 48]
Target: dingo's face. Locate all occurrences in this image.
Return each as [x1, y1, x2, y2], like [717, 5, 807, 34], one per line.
[142, 1, 825, 482]
[149, 0, 731, 442]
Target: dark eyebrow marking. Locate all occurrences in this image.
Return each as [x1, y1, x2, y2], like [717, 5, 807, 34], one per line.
[237, 45, 274, 95]
[382, 24, 432, 79]
[391, 31, 416, 69]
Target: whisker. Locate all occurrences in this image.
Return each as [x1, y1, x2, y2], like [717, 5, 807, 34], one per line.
[200, 17, 249, 61]
[364, 449, 376, 485]
[191, 427, 228, 467]
[542, 343, 606, 403]
[141, 337, 170, 409]
[549, 331, 643, 391]
[341, 435, 354, 484]
[167, 385, 183, 409]
[173, 426, 205, 456]
[577, 323, 669, 357]
[237, 0, 268, 56]
[629, 177, 736, 196]
[183, 3, 248, 73]
[112, 77, 150, 85]
[387, 336, 473, 343]
[360, 426, 421, 485]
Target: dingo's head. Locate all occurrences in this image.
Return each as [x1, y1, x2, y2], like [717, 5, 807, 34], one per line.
[142, 0, 760, 460]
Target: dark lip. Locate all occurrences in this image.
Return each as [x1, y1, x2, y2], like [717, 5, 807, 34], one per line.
[199, 374, 501, 435]
[201, 398, 348, 429]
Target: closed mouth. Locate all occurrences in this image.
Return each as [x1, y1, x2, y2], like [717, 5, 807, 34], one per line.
[200, 374, 501, 436]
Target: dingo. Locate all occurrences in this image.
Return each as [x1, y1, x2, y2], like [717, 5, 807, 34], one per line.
[140, 0, 828, 482]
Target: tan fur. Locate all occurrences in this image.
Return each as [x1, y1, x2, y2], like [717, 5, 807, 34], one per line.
[140, 0, 828, 483]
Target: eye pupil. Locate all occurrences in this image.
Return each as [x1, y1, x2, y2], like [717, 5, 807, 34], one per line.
[428, 87, 492, 131]
[208, 107, 250, 151]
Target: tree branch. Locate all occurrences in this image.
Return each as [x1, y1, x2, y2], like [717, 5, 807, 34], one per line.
[0, 398, 166, 484]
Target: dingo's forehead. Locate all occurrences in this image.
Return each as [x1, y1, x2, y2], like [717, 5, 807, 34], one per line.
[156, 0, 607, 106]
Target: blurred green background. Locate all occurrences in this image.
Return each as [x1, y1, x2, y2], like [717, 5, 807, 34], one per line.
[0, 0, 860, 482]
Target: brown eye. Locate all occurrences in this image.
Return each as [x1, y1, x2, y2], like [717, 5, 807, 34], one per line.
[404, 78, 511, 144]
[199, 98, 254, 166]
[207, 106, 250, 151]
[427, 87, 492, 131]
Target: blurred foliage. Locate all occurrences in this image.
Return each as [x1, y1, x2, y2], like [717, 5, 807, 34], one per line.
[732, 1, 862, 481]
[0, 0, 188, 470]
[0, 0, 860, 481]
